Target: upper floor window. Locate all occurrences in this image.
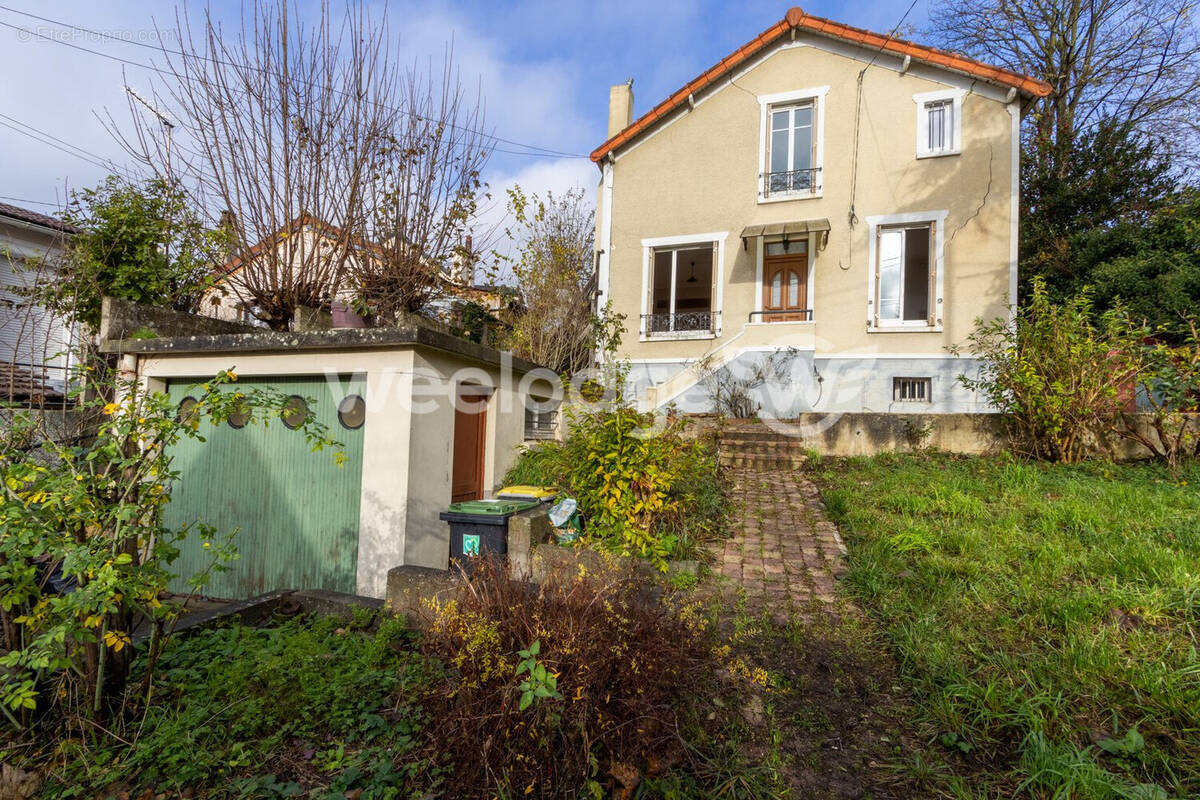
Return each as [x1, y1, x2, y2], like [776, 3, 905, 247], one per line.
[758, 86, 827, 202]
[914, 89, 964, 158]
[768, 102, 816, 195]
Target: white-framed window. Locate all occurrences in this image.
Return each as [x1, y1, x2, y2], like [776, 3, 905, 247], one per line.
[893, 377, 932, 403]
[639, 233, 727, 341]
[757, 86, 828, 202]
[865, 211, 947, 331]
[914, 89, 964, 158]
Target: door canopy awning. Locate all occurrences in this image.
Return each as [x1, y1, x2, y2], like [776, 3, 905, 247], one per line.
[740, 218, 830, 251]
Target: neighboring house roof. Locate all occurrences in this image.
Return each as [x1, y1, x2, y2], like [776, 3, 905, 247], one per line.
[214, 214, 361, 279]
[0, 360, 64, 402]
[590, 6, 1053, 163]
[0, 202, 78, 235]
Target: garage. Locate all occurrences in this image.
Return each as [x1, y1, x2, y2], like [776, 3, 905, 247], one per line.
[163, 374, 367, 599]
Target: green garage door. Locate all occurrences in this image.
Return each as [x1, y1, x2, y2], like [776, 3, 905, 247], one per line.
[163, 375, 366, 599]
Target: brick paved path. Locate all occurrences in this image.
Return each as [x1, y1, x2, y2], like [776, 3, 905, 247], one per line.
[714, 465, 848, 621]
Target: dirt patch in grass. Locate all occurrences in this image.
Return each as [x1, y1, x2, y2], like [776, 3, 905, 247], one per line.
[703, 594, 938, 800]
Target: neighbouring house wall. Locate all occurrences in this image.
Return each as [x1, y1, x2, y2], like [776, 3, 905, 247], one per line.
[1, 217, 76, 394]
[133, 344, 535, 597]
[601, 33, 1017, 413]
[202, 227, 361, 324]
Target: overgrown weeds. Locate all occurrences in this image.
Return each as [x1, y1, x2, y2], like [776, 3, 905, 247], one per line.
[415, 554, 724, 799]
[29, 613, 435, 798]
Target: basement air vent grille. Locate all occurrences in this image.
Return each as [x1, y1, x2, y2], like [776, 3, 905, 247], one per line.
[893, 377, 932, 403]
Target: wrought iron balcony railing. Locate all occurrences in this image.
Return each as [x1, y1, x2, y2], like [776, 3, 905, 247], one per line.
[762, 167, 822, 198]
[642, 310, 718, 335]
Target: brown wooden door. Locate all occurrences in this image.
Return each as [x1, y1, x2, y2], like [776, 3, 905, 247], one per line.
[762, 254, 808, 321]
[451, 390, 488, 503]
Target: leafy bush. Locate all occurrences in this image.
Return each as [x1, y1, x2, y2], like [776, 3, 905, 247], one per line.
[956, 277, 1199, 464]
[953, 278, 1129, 463]
[1112, 320, 1200, 466]
[416, 555, 718, 798]
[500, 440, 563, 486]
[503, 407, 726, 567]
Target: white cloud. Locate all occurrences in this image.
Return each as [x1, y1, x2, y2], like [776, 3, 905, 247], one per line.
[471, 155, 599, 283]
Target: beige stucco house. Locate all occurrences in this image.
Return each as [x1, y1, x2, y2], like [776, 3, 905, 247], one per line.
[592, 7, 1050, 416]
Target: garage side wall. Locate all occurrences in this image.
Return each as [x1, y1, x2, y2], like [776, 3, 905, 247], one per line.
[405, 350, 530, 571]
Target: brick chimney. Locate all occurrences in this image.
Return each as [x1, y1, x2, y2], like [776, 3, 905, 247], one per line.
[607, 80, 634, 139]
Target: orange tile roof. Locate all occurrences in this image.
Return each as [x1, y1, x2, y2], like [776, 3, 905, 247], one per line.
[590, 6, 1052, 162]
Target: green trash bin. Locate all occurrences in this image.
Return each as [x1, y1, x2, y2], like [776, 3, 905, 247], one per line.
[440, 498, 541, 570]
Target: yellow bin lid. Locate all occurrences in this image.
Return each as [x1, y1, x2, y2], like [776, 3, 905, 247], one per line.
[496, 485, 557, 501]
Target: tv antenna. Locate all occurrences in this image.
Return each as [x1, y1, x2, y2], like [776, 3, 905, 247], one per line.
[125, 85, 175, 183]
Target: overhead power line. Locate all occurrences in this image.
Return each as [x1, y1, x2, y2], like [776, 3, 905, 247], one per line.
[0, 195, 62, 208]
[0, 114, 138, 180]
[0, 5, 589, 159]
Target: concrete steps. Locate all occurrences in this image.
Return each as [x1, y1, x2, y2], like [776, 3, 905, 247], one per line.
[718, 425, 809, 471]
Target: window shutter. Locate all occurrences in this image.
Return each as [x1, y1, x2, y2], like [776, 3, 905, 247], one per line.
[811, 101, 820, 185]
[927, 221, 938, 326]
[644, 247, 655, 337]
[710, 241, 719, 332]
[872, 229, 880, 328]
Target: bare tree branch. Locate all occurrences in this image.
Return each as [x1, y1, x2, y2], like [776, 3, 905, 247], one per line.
[928, 0, 1200, 168]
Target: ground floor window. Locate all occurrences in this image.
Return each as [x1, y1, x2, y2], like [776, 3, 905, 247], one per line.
[646, 242, 716, 336]
[893, 376, 932, 403]
[867, 212, 945, 330]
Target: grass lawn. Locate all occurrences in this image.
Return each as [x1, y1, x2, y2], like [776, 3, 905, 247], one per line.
[812, 454, 1200, 798]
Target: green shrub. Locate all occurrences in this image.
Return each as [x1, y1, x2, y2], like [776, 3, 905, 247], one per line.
[504, 407, 726, 567]
[0, 370, 341, 728]
[953, 278, 1128, 463]
[500, 440, 563, 486]
[955, 277, 1199, 464]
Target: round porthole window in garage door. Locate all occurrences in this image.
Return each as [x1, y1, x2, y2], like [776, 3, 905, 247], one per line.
[227, 398, 250, 429]
[177, 396, 199, 424]
[338, 394, 365, 429]
[281, 395, 308, 429]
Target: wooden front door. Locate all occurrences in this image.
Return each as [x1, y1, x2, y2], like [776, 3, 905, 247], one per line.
[762, 254, 809, 321]
[451, 389, 489, 503]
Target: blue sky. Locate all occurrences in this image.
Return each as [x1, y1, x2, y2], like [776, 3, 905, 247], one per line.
[0, 0, 928, 228]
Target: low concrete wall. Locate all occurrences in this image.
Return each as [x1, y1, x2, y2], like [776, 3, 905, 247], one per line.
[793, 412, 1008, 456]
[691, 412, 1197, 460]
[99, 296, 257, 342]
